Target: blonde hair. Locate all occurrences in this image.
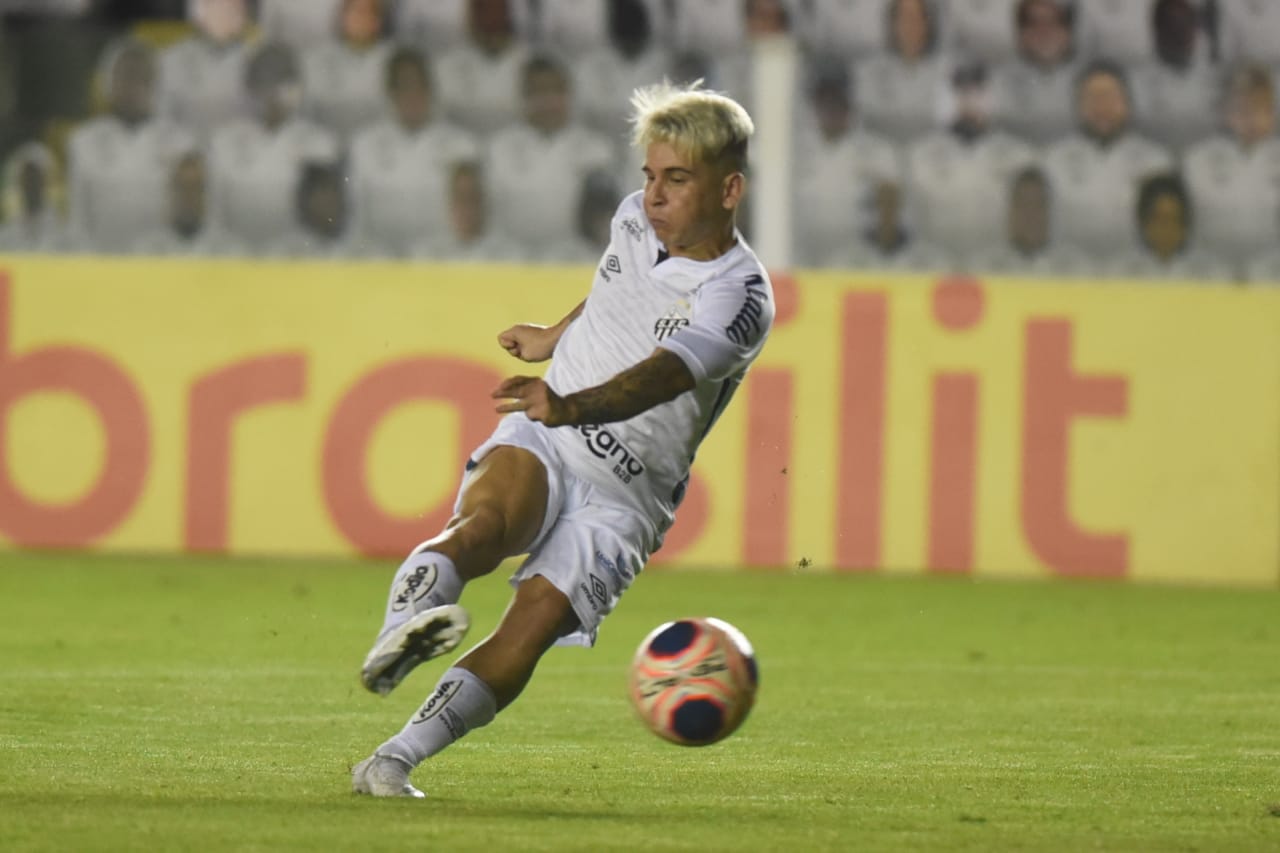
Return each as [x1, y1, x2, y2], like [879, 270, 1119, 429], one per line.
[630, 80, 754, 174]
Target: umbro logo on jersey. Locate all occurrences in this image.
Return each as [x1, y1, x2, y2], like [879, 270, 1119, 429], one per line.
[598, 254, 622, 282]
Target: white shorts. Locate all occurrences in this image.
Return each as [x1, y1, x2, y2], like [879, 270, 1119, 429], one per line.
[456, 414, 663, 647]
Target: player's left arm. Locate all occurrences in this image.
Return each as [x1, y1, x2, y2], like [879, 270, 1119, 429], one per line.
[494, 274, 773, 427]
[493, 348, 695, 427]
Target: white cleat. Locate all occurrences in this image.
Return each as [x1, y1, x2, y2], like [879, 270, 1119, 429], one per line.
[361, 604, 470, 696]
[352, 753, 425, 798]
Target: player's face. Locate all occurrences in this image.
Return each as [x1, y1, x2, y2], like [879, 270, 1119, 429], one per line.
[642, 141, 740, 261]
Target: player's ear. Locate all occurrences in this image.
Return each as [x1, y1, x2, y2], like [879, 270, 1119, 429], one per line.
[721, 170, 745, 211]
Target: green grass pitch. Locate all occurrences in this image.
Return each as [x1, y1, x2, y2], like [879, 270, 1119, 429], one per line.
[1, 552, 1278, 852]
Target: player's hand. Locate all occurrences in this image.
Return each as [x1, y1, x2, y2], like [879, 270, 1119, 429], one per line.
[497, 324, 558, 363]
[493, 376, 574, 426]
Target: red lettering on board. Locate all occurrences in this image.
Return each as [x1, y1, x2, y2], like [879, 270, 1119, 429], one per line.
[743, 368, 792, 567]
[0, 273, 150, 547]
[768, 270, 799, 327]
[1022, 320, 1129, 577]
[322, 358, 501, 557]
[835, 291, 887, 570]
[928, 373, 979, 572]
[927, 278, 984, 572]
[185, 354, 307, 551]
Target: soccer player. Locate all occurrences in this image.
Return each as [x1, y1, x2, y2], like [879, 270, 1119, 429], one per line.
[351, 80, 774, 798]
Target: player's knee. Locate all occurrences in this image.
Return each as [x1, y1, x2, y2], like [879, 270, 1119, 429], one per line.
[445, 501, 514, 562]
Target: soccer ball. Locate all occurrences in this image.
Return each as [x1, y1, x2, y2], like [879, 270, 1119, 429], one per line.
[627, 617, 759, 746]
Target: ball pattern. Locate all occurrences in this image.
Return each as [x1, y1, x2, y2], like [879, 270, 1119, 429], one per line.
[628, 617, 758, 746]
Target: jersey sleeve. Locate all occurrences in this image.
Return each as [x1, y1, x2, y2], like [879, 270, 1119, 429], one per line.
[658, 273, 774, 383]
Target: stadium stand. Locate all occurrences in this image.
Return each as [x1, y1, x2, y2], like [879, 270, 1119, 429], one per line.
[131, 148, 245, 255]
[258, 0, 344, 48]
[945, 0, 1021, 62]
[155, 0, 253, 141]
[0, 0, 1276, 283]
[1042, 61, 1174, 256]
[348, 45, 479, 258]
[300, 0, 395, 141]
[1104, 170, 1235, 279]
[0, 141, 69, 252]
[990, 0, 1078, 144]
[857, 0, 947, 140]
[66, 37, 196, 253]
[206, 41, 339, 251]
[791, 58, 900, 266]
[483, 54, 615, 255]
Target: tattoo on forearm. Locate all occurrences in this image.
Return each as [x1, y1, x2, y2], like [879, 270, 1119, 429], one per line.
[565, 351, 694, 425]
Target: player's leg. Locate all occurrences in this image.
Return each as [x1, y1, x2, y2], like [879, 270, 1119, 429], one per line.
[361, 446, 551, 696]
[353, 575, 577, 798]
[452, 573, 580, 709]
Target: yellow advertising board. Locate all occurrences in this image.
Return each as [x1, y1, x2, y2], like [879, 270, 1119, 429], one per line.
[1, 256, 1277, 585]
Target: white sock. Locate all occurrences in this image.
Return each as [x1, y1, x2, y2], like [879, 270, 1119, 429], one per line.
[379, 667, 497, 767]
[381, 550, 464, 635]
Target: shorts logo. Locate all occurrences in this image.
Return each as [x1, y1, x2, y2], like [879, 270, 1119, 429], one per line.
[620, 217, 644, 241]
[599, 254, 622, 282]
[578, 423, 645, 485]
[594, 549, 631, 587]
[725, 274, 768, 345]
[412, 679, 461, 724]
[579, 573, 610, 612]
[391, 563, 438, 613]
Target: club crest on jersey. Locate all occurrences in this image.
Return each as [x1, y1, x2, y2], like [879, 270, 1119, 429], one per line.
[620, 217, 644, 241]
[654, 298, 691, 341]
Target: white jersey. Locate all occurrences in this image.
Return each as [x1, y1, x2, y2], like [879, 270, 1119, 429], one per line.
[542, 190, 774, 529]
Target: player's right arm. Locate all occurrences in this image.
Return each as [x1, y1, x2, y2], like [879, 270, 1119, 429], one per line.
[497, 300, 585, 363]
